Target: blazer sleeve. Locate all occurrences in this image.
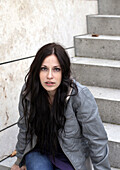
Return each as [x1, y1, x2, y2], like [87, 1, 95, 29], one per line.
[75, 87, 111, 170]
[15, 85, 31, 165]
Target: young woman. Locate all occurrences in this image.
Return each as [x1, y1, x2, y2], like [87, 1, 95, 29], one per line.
[11, 43, 111, 170]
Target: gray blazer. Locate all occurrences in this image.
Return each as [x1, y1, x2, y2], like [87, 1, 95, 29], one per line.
[15, 81, 111, 170]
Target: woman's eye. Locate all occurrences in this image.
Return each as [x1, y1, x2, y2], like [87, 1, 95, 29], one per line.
[41, 67, 47, 71]
[53, 68, 61, 72]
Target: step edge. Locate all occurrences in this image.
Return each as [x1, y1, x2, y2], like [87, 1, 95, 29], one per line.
[86, 85, 120, 101]
[103, 123, 120, 143]
[71, 57, 120, 68]
[88, 14, 120, 18]
[75, 34, 120, 40]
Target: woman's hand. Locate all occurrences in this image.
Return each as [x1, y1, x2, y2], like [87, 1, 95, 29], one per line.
[20, 166, 26, 170]
[11, 164, 26, 170]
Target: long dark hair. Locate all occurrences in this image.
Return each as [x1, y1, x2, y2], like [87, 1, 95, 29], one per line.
[22, 42, 78, 157]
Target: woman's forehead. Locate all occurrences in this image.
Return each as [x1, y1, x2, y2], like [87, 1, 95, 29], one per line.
[41, 54, 60, 66]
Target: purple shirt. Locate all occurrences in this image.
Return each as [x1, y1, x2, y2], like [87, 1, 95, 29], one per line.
[49, 153, 74, 170]
[48, 144, 74, 170]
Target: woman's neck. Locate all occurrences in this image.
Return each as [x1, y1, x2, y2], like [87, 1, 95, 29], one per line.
[49, 96, 54, 105]
[47, 90, 56, 105]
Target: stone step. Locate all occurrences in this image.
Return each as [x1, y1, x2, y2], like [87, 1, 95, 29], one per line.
[87, 15, 120, 36]
[87, 86, 120, 125]
[71, 57, 120, 89]
[0, 157, 16, 169]
[74, 34, 120, 60]
[0, 125, 18, 162]
[98, 0, 120, 15]
[0, 165, 10, 170]
[104, 123, 120, 169]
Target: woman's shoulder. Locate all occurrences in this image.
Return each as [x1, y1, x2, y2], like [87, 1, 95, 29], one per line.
[71, 80, 95, 102]
[20, 83, 31, 101]
[72, 79, 88, 94]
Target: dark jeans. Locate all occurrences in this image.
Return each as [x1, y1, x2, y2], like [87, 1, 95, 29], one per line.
[25, 150, 60, 170]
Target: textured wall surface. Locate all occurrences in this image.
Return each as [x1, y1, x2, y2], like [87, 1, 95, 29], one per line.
[0, 0, 98, 162]
[0, 58, 33, 130]
[0, 0, 98, 63]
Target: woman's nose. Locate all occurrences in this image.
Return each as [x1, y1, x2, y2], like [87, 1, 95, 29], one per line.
[47, 69, 53, 79]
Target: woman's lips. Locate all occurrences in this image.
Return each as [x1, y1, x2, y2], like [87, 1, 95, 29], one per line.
[45, 82, 55, 86]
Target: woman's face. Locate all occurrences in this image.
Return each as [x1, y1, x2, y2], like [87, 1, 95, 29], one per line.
[39, 54, 62, 97]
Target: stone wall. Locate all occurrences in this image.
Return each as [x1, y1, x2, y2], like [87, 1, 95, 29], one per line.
[0, 0, 98, 161]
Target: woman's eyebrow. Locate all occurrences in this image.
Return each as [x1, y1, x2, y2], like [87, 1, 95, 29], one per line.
[54, 65, 61, 67]
[41, 65, 47, 67]
[41, 65, 61, 67]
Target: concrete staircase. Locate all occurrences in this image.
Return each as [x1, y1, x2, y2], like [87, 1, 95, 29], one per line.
[72, 0, 120, 169]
